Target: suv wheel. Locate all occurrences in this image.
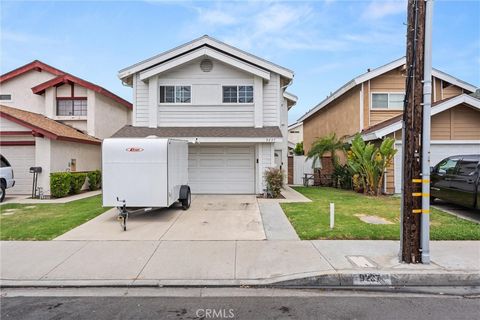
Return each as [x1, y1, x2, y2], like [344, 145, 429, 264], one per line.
[0, 185, 5, 203]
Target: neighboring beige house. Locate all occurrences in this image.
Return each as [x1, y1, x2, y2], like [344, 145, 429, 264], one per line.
[0, 60, 132, 195]
[298, 57, 478, 193]
[287, 121, 303, 152]
[113, 35, 296, 194]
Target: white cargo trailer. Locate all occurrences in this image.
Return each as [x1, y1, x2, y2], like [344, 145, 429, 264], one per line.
[102, 138, 190, 230]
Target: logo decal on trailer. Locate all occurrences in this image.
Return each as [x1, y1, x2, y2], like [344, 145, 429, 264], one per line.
[126, 147, 144, 152]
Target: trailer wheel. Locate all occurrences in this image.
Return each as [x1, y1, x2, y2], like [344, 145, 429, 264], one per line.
[180, 186, 191, 210]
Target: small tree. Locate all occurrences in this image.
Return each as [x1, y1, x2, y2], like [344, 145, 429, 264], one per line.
[346, 134, 396, 196]
[293, 142, 304, 156]
[307, 133, 346, 169]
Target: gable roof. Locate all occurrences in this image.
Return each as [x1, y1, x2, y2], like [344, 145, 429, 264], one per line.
[298, 57, 478, 122]
[288, 121, 303, 131]
[283, 91, 298, 109]
[31, 74, 132, 109]
[0, 60, 132, 109]
[118, 35, 294, 82]
[360, 94, 480, 141]
[0, 105, 101, 145]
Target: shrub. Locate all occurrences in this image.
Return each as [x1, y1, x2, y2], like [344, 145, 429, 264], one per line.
[50, 172, 71, 198]
[293, 142, 304, 156]
[332, 164, 353, 189]
[264, 167, 285, 198]
[70, 173, 87, 194]
[87, 170, 101, 191]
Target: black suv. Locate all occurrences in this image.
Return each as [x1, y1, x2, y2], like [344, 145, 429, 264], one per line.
[431, 154, 480, 209]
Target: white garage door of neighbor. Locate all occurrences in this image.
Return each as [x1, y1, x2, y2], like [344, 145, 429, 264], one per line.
[188, 145, 255, 194]
[1, 145, 35, 195]
[393, 142, 480, 193]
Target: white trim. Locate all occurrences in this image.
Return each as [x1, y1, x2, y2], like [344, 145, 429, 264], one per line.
[395, 139, 480, 145]
[287, 121, 303, 130]
[148, 77, 158, 128]
[298, 57, 477, 122]
[363, 94, 480, 141]
[283, 91, 298, 103]
[359, 83, 364, 130]
[185, 137, 283, 143]
[132, 74, 137, 126]
[139, 47, 270, 81]
[119, 35, 292, 80]
[254, 76, 263, 128]
[370, 92, 405, 110]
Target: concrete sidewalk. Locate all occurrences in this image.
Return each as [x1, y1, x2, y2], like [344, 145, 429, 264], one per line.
[1, 240, 478, 287]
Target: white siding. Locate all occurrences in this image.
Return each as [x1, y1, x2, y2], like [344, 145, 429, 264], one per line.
[156, 57, 256, 127]
[158, 105, 254, 127]
[263, 73, 280, 126]
[134, 73, 149, 126]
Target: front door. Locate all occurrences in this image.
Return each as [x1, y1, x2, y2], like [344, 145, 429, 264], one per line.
[274, 150, 283, 170]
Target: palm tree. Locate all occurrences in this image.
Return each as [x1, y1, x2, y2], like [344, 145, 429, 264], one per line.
[306, 133, 347, 169]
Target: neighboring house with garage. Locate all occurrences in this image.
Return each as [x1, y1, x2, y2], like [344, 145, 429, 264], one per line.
[113, 35, 296, 194]
[0, 60, 132, 195]
[298, 57, 478, 194]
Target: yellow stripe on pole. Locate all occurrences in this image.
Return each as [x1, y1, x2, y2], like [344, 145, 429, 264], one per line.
[412, 193, 430, 197]
[412, 179, 430, 183]
[412, 209, 430, 214]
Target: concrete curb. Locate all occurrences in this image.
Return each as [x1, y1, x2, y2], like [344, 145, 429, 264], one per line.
[2, 271, 479, 288]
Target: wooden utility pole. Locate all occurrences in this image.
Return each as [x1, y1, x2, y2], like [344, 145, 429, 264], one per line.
[401, 0, 426, 263]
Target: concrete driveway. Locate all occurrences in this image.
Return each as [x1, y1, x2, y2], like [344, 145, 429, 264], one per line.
[55, 195, 266, 241]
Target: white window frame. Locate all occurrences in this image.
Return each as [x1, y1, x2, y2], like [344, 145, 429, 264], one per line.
[222, 85, 254, 104]
[0, 94, 13, 102]
[159, 85, 192, 104]
[370, 92, 405, 110]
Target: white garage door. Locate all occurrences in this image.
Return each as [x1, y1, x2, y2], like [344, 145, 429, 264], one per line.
[188, 145, 255, 194]
[1, 145, 35, 195]
[394, 142, 480, 193]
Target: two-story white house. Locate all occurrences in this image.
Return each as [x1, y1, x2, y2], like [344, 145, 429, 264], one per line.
[0, 60, 132, 196]
[113, 36, 296, 194]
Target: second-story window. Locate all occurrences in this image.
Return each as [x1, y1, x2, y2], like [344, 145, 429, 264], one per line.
[222, 85, 254, 103]
[159, 85, 191, 103]
[372, 93, 405, 110]
[57, 98, 87, 116]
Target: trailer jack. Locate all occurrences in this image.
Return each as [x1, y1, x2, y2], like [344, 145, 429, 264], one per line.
[116, 198, 128, 231]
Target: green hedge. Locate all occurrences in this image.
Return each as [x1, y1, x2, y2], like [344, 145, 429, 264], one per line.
[71, 173, 87, 195]
[50, 170, 101, 198]
[50, 172, 72, 198]
[87, 170, 101, 191]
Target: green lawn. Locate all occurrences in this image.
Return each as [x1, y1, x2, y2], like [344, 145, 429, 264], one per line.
[281, 187, 480, 240]
[0, 195, 109, 240]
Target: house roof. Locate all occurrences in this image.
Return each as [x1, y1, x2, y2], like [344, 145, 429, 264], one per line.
[288, 121, 303, 131]
[0, 60, 132, 109]
[360, 94, 480, 141]
[298, 57, 478, 122]
[0, 105, 101, 145]
[118, 35, 294, 82]
[112, 125, 283, 139]
[283, 91, 298, 109]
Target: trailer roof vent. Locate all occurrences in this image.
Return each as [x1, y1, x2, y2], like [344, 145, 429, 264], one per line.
[200, 59, 213, 72]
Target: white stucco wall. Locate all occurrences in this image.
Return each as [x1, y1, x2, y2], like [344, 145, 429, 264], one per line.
[50, 140, 101, 173]
[0, 70, 57, 114]
[94, 92, 131, 139]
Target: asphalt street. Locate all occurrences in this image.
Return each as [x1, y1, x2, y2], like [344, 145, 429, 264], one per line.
[1, 287, 479, 320]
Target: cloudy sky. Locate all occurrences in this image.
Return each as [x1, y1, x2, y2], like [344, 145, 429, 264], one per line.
[1, 0, 479, 123]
